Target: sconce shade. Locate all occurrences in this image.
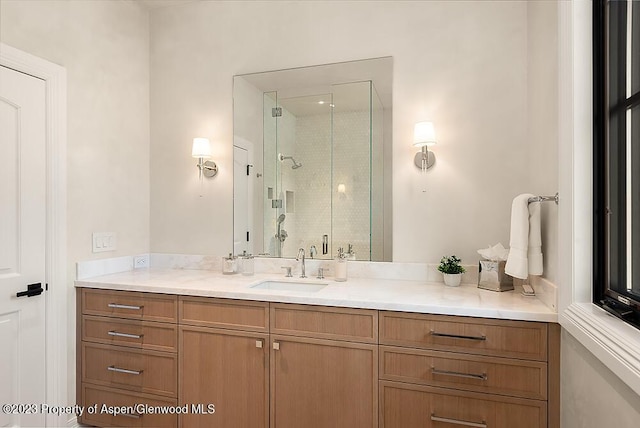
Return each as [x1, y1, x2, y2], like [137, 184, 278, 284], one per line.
[413, 121, 436, 147]
[192, 137, 212, 158]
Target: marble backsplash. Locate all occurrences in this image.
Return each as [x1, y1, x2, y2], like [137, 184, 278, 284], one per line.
[77, 252, 479, 283]
[149, 253, 481, 284]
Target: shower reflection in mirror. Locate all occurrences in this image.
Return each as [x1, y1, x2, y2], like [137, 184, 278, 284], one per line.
[233, 57, 392, 261]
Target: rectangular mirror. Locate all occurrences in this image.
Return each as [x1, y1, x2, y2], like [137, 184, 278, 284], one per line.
[233, 57, 392, 261]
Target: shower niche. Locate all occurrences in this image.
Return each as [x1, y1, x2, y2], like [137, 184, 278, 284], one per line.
[233, 58, 392, 261]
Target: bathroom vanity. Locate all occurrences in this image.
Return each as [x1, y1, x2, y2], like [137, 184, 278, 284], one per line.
[75, 269, 558, 428]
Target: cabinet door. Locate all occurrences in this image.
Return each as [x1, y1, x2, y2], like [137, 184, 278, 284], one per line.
[179, 326, 268, 428]
[380, 381, 546, 428]
[271, 335, 378, 428]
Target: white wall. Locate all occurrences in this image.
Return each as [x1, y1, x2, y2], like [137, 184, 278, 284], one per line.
[0, 0, 150, 407]
[561, 330, 640, 427]
[527, 0, 559, 283]
[149, 0, 544, 266]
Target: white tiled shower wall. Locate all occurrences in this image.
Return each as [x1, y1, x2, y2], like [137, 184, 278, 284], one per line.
[275, 108, 374, 259]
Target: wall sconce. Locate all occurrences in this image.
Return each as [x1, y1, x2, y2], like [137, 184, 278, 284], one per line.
[413, 121, 436, 172]
[192, 137, 218, 179]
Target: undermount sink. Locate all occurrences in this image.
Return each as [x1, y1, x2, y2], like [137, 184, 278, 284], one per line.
[250, 280, 328, 293]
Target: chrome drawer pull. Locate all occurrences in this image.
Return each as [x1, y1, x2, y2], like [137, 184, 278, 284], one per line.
[121, 413, 142, 419]
[107, 365, 142, 375]
[431, 413, 487, 428]
[429, 330, 486, 341]
[108, 303, 142, 311]
[108, 331, 143, 339]
[431, 367, 488, 381]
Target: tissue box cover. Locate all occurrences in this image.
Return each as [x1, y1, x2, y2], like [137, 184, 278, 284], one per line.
[477, 260, 514, 292]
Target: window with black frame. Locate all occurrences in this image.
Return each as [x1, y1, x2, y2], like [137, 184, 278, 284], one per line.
[594, 0, 640, 328]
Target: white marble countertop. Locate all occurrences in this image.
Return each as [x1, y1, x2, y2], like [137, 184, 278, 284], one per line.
[74, 268, 557, 323]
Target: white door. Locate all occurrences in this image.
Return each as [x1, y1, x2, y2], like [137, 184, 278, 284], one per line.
[234, 145, 250, 255]
[0, 66, 47, 427]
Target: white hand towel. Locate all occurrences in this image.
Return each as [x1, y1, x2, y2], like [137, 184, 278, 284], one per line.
[505, 193, 544, 279]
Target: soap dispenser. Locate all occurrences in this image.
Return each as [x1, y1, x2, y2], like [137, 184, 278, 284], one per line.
[239, 251, 254, 276]
[222, 253, 238, 275]
[334, 247, 348, 282]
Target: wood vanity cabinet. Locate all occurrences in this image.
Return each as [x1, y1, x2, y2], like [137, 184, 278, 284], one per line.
[178, 297, 270, 428]
[78, 289, 559, 428]
[269, 304, 379, 428]
[77, 289, 179, 428]
[378, 311, 560, 428]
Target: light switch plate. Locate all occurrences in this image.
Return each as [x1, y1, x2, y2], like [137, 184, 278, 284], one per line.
[92, 232, 117, 253]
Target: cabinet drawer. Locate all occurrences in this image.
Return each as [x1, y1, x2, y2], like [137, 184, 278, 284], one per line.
[380, 346, 547, 400]
[271, 303, 377, 343]
[380, 381, 547, 428]
[83, 315, 177, 353]
[82, 289, 178, 323]
[179, 297, 269, 332]
[81, 384, 177, 428]
[82, 343, 177, 398]
[379, 312, 547, 361]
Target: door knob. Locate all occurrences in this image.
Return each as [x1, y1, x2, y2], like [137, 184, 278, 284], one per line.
[16, 283, 44, 298]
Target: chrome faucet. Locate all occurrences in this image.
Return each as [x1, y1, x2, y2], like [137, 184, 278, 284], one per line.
[296, 248, 306, 278]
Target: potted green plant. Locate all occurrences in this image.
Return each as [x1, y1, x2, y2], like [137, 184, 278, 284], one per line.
[437, 255, 466, 287]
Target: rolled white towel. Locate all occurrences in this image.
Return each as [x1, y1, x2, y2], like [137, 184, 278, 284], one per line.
[505, 193, 544, 280]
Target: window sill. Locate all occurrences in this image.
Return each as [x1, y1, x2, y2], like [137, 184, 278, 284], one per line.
[561, 302, 640, 396]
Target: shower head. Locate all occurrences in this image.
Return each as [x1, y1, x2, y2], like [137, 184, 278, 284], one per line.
[278, 153, 303, 170]
[277, 214, 286, 224]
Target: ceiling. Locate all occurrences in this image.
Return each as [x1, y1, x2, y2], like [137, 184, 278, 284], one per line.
[135, 0, 198, 11]
[240, 57, 393, 112]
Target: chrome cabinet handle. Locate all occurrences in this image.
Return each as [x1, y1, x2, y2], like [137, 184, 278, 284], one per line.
[273, 341, 280, 350]
[108, 303, 142, 310]
[429, 329, 486, 341]
[120, 413, 142, 419]
[431, 413, 487, 428]
[431, 367, 487, 381]
[108, 331, 142, 339]
[107, 365, 142, 375]
[256, 340, 263, 349]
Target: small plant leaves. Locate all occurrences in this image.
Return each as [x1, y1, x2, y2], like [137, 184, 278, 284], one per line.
[437, 255, 466, 274]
